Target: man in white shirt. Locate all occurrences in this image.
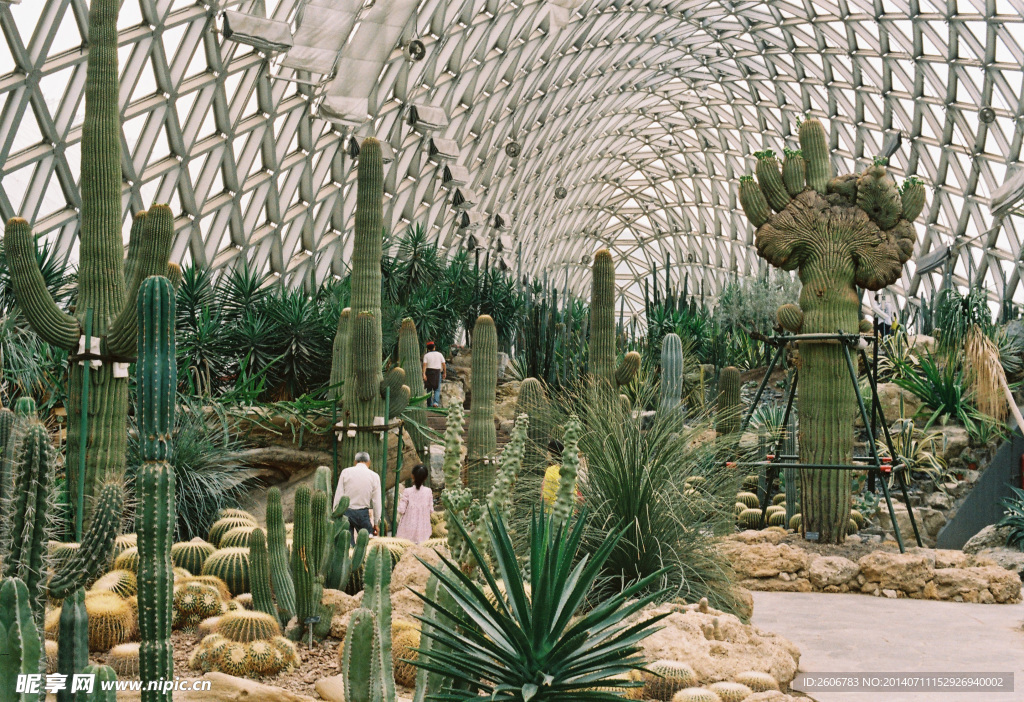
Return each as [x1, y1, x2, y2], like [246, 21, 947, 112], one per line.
[870, 290, 897, 338]
[422, 341, 446, 407]
[333, 452, 382, 539]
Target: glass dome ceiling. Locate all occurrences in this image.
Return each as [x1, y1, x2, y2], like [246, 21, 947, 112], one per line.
[2, 0, 1024, 315]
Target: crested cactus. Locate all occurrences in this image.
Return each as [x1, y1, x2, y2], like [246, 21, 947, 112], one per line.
[467, 314, 498, 500]
[660, 333, 684, 414]
[49, 482, 124, 599]
[589, 250, 641, 396]
[5, 0, 174, 531]
[56, 589, 88, 702]
[715, 366, 742, 435]
[338, 139, 387, 474]
[514, 377, 550, 471]
[265, 487, 295, 626]
[551, 414, 582, 528]
[398, 318, 427, 455]
[738, 117, 920, 543]
[3, 421, 55, 627]
[170, 538, 215, 576]
[201, 548, 250, 596]
[0, 577, 43, 699]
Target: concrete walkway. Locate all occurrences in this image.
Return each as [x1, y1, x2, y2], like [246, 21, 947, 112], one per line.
[751, 591, 1024, 702]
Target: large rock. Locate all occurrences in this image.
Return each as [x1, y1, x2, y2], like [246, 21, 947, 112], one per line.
[391, 543, 444, 594]
[638, 605, 801, 687]
[976, 547, 1024, 579]
[428, 444, 446, 489]
[719, 541, 809, 579]
[963, 524, 1011, 554]
[857, 551, 932, 593]
[315, 675, 346, 702]
[808, 556, 860, 588]
[876, 503, 934, 546]
[874, 383, 921, 422]
[181, 673, 318, 701]
[936, 425, 969, 462]
[908, 334, 938, 355]
[924, 566, 1022, 603]
[440, 379, 465, 408]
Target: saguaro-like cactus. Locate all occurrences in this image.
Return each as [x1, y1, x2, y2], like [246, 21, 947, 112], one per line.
[4, 0, 174, 530]
[3, 421, 55, 627]
[739, 118, 921, 544]
[398, 318, 427, 455]
[0, 406, 14, 506]
[342, 607, 379, 702]
[589, 250, 640, 395]
[0, 577, 43, 698]
[288, 486, 332, 640]
[515, 378, 550, 472]
[135, 276, 176, 701]
[715, 366, 742, 435]
[659, 333, 684, 414]
[467, 315, 498, 500]
[337, 140, 413, 475]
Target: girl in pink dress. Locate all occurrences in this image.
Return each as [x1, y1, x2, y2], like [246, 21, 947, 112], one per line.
[396, 464, 433, 543]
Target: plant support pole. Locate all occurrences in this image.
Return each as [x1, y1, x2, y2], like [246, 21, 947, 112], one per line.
[381, 387, 389, 531]
[76, 309, 93, 541]
[391, 427, 403, 536]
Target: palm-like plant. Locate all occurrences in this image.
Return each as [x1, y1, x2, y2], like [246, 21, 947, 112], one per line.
[413, 508, 668, 701]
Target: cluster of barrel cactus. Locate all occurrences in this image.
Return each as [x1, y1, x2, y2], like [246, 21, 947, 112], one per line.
[189, 610, 299, 677]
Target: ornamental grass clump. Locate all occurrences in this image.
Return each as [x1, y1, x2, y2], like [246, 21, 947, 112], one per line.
[411, 507, 667, 701]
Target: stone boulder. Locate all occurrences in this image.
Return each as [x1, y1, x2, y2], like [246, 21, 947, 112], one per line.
[963, 524, 1011, 554]
[876, 503, 935, 546]
[858, 551, 931, 593]
[391, 543, 444, 594]
[808, 556, 860, 588]
[428, 444, 446, 489]
[924, 566, 1022, 603]
[494, 379, 521, 422]
[908, 334, 938, 354]
[638, 604, 801, 687]
[440, 379, 465, 408]
[936, 425, 969, 462]
[718, 541, 809, 579]
[873, 383, 921, 423]
[976, 547, 1024, 579]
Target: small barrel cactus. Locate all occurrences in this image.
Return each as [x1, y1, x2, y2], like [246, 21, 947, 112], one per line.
[172, 581, 226, 630]
[108, 642, 141, 678]
[113, 547, 140, 572]
[170, 538, 215, 575]
[90, 570, 138, 599]
[83, 591, 135, 651]
[217, 610, 281, 643]
[733, 671, 779, 693]
[642, 659, 698, 700]
[736, 492, 759, 509]
[391, 622, 420, 688]
[220, 526, 261, 549]
[737, 509, 763, 530]
[201, 548, 250, 596]
[671, 689, 722, 702]
[707, 681, 753, 702]
[209, 517, 257, 548]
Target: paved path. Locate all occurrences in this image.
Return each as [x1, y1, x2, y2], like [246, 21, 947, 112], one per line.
[751, 591, 1024, 702]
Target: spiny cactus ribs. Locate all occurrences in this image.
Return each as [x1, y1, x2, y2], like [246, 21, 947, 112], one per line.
[739, 118, 923, 544]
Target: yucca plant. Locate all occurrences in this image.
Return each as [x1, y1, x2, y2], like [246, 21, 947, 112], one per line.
[892, 351, 979, 430]
[997, 486, 1024, 551]
[412, 507, 668, 701]
[876, 419, 948, 487]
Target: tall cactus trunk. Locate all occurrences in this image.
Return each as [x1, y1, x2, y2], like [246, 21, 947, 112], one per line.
[339, 140, 385, 474]
[659, 333, 684, 413]
[398, 318, 427, 456]
[5, 0, 172, 532]
[589, 250, 639, 397]
[467, 315, 497, 500]
[135, 276, 176, 701]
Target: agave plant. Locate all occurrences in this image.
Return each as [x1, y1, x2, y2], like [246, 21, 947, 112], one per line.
[997, 486, 1024, 551]
[412, 508, 668, 701]
[876, 419, 948, 487]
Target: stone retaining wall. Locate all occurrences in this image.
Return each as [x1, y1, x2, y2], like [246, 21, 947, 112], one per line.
[720, 531, 1022, 604]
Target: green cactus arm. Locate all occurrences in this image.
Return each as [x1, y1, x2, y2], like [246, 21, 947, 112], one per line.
[265, 488, 296, 625]
[248, 529, 278, 623]
[165, 263, 182, 292]
[106, 208, 175, 359]
[614, 350, 640, 387]
[324, 515, 351, 590]
[397, 317, 427, 453]
[329, 308, 351, 401]
[388, 385, 410, 418]
[4, 218, 80, 349]
[49, 482, 123, 599]
[0, 577, 43, 701]
[123, 210, 147, 287]
[352, 311, 381, 403]
[310, 489, 332, 577]
[756, 153, 791, 212]
[799, 118, 831, 193]
[381, 366, 406, 399]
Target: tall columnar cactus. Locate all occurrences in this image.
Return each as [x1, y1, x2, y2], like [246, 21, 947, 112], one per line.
[0, 577, 43, 698]
[362, 543, 396, 702]
[440, 403, 471, 561]
[265, 487, 295, 626]
[49, 482, 124, 598]
[329, 308, 351, 402]
[4, 0, 174, 531]
[659, 333, 684, 414]
[342, 607, 379, 702]
[739, 118, 921, 544]
[339, 139, 390, 474]
[515, 378, 550, 472]
[589, 250, 640, 395]
[247, 528, 277, 626]
[3, 421, 55, 627]
[550, 414, 582, 528]
[56, 589, 88, 702]
[715, 366, 742, 435]
[0, 407, 14, 506]
[398, 318, 427, 455]
[135, 276, 176, 702]
[288, 486, 332, 640]
[467, 315, 498, 500]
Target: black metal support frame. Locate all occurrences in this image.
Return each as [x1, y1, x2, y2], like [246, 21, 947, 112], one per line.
[733, 331, 923, 552]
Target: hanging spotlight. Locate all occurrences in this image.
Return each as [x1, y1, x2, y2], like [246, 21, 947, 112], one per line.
[980, 107, 997, 124]
[403, 39, 426, 61]
[505, 141, 522, 158]
[554, 186, 567, 199]
[877, 131, 902, 162]
[347, 136, 360, 158]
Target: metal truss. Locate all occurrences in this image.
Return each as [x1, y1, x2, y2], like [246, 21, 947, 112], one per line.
[2, 0, 1024, 317]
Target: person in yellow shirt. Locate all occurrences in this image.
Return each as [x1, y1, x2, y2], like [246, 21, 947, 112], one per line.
[541, 439, 564, 507]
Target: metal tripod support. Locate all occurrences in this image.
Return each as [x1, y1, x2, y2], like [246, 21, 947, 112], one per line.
[733, 331, 923, 553]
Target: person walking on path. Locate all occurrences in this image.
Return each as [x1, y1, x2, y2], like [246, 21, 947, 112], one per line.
[333, 451, 382, 540]
[395, 464, 433, 543]
[871, 290, 897, 338]
[422, 341, 446, 407]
